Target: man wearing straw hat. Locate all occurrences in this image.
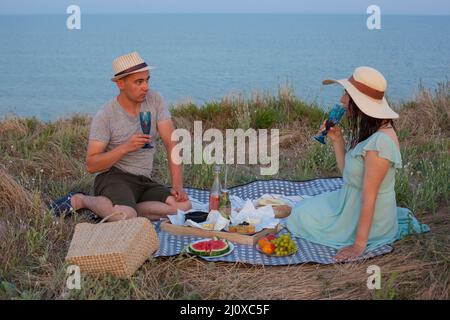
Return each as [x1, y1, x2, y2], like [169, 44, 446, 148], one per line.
[51, 52, 192, 221]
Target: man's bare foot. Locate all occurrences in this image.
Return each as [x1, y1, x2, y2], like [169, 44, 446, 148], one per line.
[70, 193, 84, 211]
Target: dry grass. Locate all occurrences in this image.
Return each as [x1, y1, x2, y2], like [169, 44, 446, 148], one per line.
[0, 84, 448, 300]
[397, 83, 450, 141]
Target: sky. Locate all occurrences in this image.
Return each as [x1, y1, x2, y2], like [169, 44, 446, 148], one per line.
[1, 0, 450, 15]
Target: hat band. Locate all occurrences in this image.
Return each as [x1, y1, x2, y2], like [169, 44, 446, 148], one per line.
[114, 62, 148, 77]
[348, 76, 384, 100]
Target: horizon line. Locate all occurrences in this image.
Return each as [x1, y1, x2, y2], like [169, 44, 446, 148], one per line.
[1, 12, 449, 16]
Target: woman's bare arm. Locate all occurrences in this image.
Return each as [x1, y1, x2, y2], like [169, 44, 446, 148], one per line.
[332, 138, 346, 175]
[334, 150, 391, 261]
[354, 150, 391, 247]
[323, 123, 345, 175]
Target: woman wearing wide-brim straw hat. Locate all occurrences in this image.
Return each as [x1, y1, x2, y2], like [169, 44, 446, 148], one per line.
[286, 66, 429, 262]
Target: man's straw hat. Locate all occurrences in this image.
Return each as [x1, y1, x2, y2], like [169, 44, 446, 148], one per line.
[111, 52, 153, 82]
[323, 66, 399, 119]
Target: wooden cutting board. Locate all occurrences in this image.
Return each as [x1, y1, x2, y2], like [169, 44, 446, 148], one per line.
[160, 220, 280, 246]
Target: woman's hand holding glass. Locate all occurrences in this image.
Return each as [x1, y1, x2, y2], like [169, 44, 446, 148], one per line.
[314, 104, 345, 144]
[318, 121, 344, 143]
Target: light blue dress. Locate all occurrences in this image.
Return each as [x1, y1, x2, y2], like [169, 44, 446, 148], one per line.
[286, 131, 429, 251]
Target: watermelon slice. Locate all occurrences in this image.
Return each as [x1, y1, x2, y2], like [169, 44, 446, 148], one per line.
[188, 237, 230, 257]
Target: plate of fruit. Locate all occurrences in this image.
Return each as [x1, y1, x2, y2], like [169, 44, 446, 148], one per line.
[186, 237, 234, 259]
[256, 233, 298, 257]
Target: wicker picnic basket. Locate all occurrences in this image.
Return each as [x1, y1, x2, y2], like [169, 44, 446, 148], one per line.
[65, 213, 159, 278]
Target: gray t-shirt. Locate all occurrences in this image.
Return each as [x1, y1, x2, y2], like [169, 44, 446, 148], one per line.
[89, 90, 171, 178]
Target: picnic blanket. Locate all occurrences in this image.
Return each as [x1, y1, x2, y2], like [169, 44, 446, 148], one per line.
[154, 177, 396, 265]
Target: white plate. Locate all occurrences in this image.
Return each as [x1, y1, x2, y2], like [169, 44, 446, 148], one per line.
[187, 238, 235, 259]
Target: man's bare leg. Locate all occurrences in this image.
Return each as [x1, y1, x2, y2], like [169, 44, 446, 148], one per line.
[136, 196, 192, 220]
[70, 194, 137, 221]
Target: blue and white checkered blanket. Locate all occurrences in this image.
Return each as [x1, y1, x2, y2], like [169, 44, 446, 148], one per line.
[154, 178, 393, 265]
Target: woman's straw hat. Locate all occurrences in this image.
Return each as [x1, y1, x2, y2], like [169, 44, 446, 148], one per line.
[323, 66, 399, 119]
[111, 52, 153, 82]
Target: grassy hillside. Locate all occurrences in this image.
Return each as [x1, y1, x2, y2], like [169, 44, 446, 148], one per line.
[0, 83, 448, 299]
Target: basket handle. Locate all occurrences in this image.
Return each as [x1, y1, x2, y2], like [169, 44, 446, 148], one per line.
[99, 211, 127, 224]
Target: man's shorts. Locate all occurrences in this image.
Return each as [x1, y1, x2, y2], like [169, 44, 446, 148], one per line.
[93, 166, 172, 211]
